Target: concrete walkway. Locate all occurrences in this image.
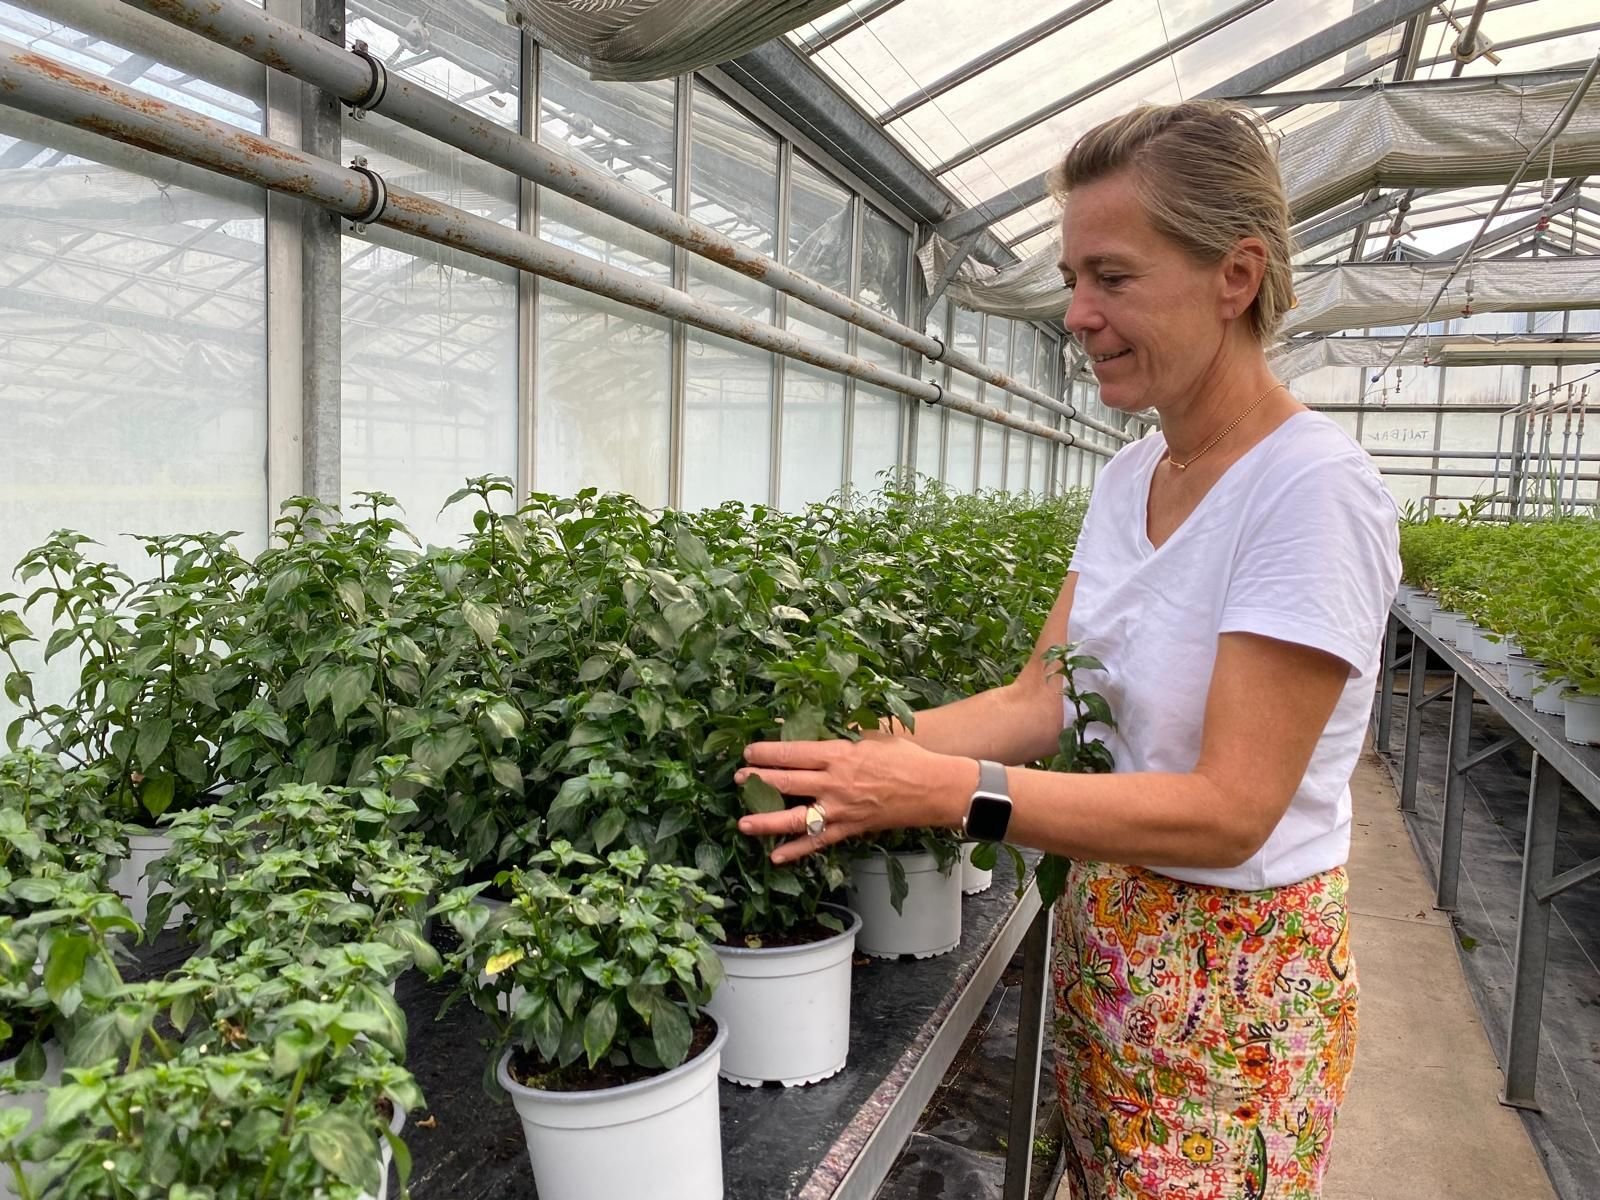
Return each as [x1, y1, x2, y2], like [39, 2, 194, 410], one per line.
[1322, 750, 1553, 1200]
[1055, 749, 1555, 1199]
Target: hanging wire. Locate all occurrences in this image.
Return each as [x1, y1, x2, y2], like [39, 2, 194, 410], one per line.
[1153, 0, 1186, 102]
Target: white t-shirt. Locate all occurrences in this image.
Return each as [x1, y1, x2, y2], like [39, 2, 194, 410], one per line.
[1064, 410, 1400, 889]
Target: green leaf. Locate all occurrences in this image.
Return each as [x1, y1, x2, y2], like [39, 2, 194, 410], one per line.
[591, 808, 626, 852]
[272, 1026, 328, 1077]
[0, 1107, 32, 1141]
[577, 655, 610, 683]
[740, 776, 784, 814]
[490, 757, 525, 794]
[462, 598, 501, 647]
[302, 743, 341, 786]
[0, 611, 32, 646]
[649, 993, 692, 1069]
[1035, 854, 1071, 906]
[780, 705, 825, 742]
[547, 776, 591, 833]
[662, 598, 705, 641]
[136, 717, 173, 768]
[330, 665, 374, 727]
[583, 996, 619, 1067]
[886, 853, 909, 915]
[413, 725, 475, 778]
[302, 1108, 380, 1192]
[140, 772, 176, 819]
[3, 670, 31, 705]
[485, 700, 524, 739]
[45, 1079, 106, 1130]
[580, 692, 628, 718]
[335, 577, 366, 621]
[674, 530, 713, 572]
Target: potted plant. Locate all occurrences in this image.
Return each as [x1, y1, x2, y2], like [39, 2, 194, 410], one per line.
[2, 958, 421, 1200]
[443, 841, 727, 1200]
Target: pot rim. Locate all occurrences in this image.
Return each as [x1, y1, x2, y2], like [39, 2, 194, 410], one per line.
[496, 1013, 726, 1105]
[713, 902, 861, 959]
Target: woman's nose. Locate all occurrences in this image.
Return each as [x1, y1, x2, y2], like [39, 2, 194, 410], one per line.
[1063, 286, 1099, 338]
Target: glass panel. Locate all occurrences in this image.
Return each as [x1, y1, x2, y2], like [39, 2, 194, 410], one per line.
[859, 206, 910, 322]
[789, 154, 853, 292]
[1293, 365, 1356, 408]
[852, 331, 903, 493]
[1361, 410, 1434, 512]
[946, 412, 979, 493]
[684, 86, 779, 509]
[916, 396, 946, 480]
[536, 284, 672, 504]
[540, 55, 675, 281]
[0, 3, 267, 721]
[782, 302, 847, 508]
[342, 2, 520, 544]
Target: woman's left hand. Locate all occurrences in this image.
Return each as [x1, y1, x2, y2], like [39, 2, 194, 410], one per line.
[735, 737, 976, 864]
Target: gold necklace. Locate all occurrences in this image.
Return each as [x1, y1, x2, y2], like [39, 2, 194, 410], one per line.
[1162, 382, 1288, 471]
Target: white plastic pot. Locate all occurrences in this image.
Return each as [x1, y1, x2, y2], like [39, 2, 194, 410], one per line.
[1, 1040, 64, 1200]
[1563, 693, 1600, 746]
[959, 842, 993, 895]
[1430, 609, 1459, 642]
[1408, 593, 1438, 620]
[108, 831, 183, 929]
[848, 851, 962, 960]
[357, 1105, 407, 1200]
[497, 1017, 727, 1200]
[1505, 654, 1542, 701]
[1532, 675, 1569, 717]
[1449, 614, 1475, 649]
[708, 904, 859, 1087]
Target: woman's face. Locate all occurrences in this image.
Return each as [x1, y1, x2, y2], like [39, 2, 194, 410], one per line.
[1058, 170, 1248, 414]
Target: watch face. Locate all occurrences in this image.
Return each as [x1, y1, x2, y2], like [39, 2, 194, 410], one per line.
[966, 793, 1012, 842]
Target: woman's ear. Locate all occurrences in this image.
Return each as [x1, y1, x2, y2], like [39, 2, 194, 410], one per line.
[1220, 237, 1268, 321]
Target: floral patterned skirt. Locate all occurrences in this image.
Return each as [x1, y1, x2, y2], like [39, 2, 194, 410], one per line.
[1050, 860, 1358, 1200]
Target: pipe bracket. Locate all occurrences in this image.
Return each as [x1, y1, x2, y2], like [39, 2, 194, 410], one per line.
[346, 40, 388, 118]
[926, 334, 947, 363]
[923, 381, 943, 408]
[347, 158, 388, 230]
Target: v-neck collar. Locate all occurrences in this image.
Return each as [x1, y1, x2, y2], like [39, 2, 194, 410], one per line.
[1138, 411, 1312, 555]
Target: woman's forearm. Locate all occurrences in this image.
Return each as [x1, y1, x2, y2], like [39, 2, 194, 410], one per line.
[919, 761, 1260, 870]
[884, 681, 1063, 765]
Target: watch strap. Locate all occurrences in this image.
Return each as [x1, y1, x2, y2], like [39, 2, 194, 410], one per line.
[976, 758, 1008, 798]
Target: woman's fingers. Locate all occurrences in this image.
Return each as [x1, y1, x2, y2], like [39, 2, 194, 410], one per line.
[738, 805, 811, 839]
[734, 767, 822, 799]
[742, 739, 846, 770]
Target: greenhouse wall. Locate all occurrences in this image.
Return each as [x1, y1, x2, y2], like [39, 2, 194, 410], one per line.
[0, 0, 1093, 590]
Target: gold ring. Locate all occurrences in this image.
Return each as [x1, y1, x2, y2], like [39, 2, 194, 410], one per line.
[804, 803, 827, 838]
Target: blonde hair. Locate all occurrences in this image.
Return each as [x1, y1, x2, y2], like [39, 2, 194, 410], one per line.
[1047, 100, 1294, 343]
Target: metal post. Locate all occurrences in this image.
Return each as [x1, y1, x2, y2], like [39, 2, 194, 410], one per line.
[263, 0, 303, 515]
[299, 0, 341, 504]
[1503, 754, 1562, 1110]
[1003, 903, 1053, 1200]
[1400, 637, 1431, 813]
[1375, 614, 1400, 752]
[1437, 676, 1474, 910]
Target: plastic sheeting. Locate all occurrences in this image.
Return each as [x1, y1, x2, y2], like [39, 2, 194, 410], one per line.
[1271, 334, 1600, 380]
[505, 0, 841, 81]
[918, 78, 1600, 324]
[1286, 257, 1600, 338]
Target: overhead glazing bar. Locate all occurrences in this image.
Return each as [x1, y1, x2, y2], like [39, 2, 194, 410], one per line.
[107, 0, 1130, 445]
[0, 39, 1100, 456]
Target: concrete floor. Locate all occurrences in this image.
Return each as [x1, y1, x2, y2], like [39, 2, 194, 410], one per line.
[1053, 750, 1555, 1200]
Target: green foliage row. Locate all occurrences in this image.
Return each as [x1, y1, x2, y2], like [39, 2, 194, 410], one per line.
[1399, 512, 1600, 693]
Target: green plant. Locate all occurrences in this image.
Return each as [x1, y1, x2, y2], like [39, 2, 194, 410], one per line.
[148, 771, 461, 976]
[443, 842, 725, 1082]
[1, 963, 421, 1200]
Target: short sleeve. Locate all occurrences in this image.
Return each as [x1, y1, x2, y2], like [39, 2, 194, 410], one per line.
[1218, 456, 1400, 674]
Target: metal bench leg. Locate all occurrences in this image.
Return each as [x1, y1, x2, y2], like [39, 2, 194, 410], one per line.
[1502, 755, 1561, 1111]
[1400, 643, 1431, 814]
[1003, 903, 1053, 1200]
[1375, 614, 1400, 752]
[1437, 678, 1474, 910]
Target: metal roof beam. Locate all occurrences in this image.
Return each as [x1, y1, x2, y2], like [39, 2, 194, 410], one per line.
[1431, 183, 1583, 259]
[1243, 66, 1589, 110]
[878, 0, 1114, 123]
[1416, 20, 1600, 74]
[723, 39, 1016, 266]
[939, 0, 1436, 242]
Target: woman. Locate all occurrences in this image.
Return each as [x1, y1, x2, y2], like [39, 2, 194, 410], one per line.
[737, 101, 1399, 1200]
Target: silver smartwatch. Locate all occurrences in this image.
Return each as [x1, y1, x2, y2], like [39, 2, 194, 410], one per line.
[962, 759, 1013, 842]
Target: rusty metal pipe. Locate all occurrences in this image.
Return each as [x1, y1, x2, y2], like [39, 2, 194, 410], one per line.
[107, 0, 1133, 445]
[0, 39, 1091, 452]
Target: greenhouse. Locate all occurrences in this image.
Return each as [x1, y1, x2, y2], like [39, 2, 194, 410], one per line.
[2, 0, 1599, 1197]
